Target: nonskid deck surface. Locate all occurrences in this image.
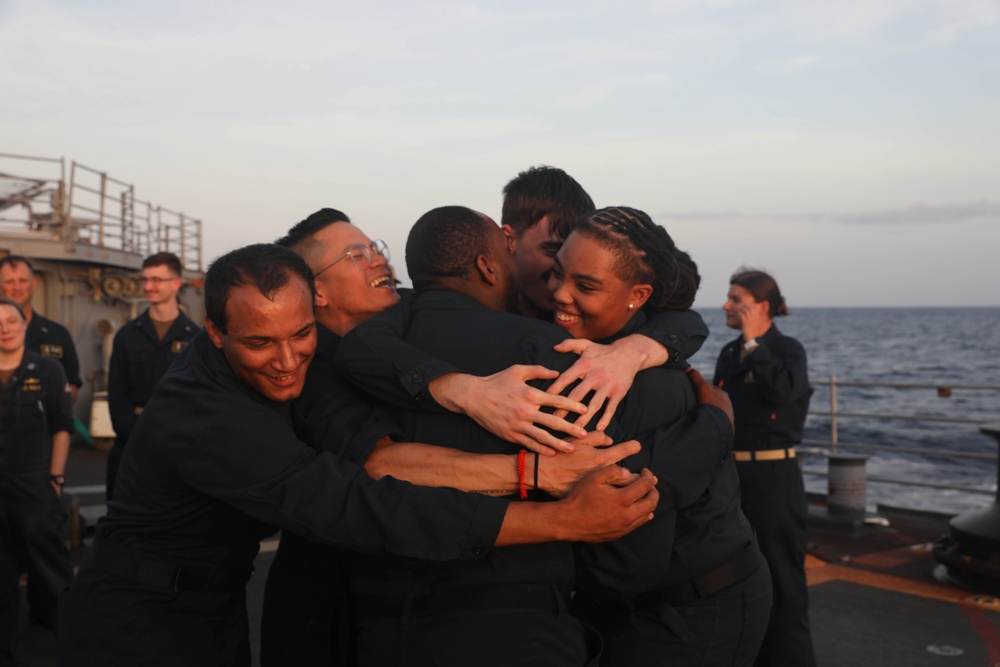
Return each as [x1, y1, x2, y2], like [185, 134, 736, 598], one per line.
[14, 444, 1000, 666]
[807, 506, 1000, 666]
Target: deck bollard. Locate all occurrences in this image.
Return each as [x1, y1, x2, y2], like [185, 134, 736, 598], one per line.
[827, 455, 868, 518]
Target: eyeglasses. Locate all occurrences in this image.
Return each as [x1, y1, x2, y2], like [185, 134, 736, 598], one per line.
[314, 240, 390, 276]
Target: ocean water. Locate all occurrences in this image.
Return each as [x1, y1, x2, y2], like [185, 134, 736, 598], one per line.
[687, 307, 1000, 514]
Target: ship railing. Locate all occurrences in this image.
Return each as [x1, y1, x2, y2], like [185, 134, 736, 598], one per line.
[800, 377, 1000, 499]
[67, 161, 203, 272]
[0, 152, 203, 272]
[0, 152, 66, 223]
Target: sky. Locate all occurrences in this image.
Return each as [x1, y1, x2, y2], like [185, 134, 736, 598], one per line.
[2, 0, 998, 307]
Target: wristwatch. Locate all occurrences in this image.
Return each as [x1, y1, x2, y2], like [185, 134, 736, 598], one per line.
[49, 474, 66, 487]
[743, 338, 759, 353]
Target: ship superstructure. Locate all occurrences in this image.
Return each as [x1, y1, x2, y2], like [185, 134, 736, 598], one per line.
[0, 152, 205, 445]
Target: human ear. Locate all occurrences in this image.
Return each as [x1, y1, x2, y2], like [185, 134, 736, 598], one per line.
[475, 255, 500, 286]
[501, 225, 517, 254]
[630, 284, 653, 310]
[204, 318, 224, 349]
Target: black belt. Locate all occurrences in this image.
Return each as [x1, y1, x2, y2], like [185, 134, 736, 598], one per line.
[632, 537, 762, 608]
[354, 584, 566, 620]
[89, 537, 254, 593]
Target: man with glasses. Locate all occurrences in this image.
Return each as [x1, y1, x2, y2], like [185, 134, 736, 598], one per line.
[106, 252, 198, 500]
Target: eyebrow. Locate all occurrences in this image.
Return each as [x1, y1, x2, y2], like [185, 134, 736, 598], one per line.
[239, 322, 315, 343]
[554, 257, 605, 285]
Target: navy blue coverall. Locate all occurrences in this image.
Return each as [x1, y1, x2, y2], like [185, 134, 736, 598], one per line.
[0, 351, 75, 667]
[714, 324, 816, 667]
[57, 331, 508, 666]
[106, 308, 198, 499]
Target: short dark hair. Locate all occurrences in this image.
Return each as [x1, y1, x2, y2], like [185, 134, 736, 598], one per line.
[0, 255, 34, 274]
[406, 206, 494, 292]
[730, 267, 788, 317]
[0, 296, 26, 320]
[205, 244, 315, 334]
[142, 252, 182, 276]
[575, 206, 700, 313]
[501, 166, 595, 241]
[276, 208, 352, 268]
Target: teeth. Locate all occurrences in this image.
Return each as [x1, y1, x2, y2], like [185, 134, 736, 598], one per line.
[370, 275, 391, 287]
[555, 312, 577, 322]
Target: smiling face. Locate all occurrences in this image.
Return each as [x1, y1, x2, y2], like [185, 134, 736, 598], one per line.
[205, 276, 316, 403]
[0, 261, 36, 311]
[311, 222, 399, 335]
[548, 231, 651, 341]
[0, 303, 27, 355]
[504, 216, 564, 318]
[142, 263, 182, 307]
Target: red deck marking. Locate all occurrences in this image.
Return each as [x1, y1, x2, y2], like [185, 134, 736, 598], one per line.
[962, 605, 1000, 663]
[852, 546, 920, 569]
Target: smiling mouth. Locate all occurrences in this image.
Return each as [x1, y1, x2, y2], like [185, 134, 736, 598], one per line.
[266, 369, 301, 386]
[369, 274, 393, 288]
[554, 310, 580, 326]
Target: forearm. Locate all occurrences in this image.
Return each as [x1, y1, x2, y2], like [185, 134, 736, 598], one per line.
[495, 501, 572, 545]
[618, 334, 668, 371]
[426, 372, 473, 414]
[337, 304, 459, 410]
[50, 431, 70, 476]
[636, 309, 710, 365]
[365, 438, 523, 496]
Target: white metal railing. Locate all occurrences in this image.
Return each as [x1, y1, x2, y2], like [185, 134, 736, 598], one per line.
[801, 377, 1000, 498]
[0, 152, 203, 272]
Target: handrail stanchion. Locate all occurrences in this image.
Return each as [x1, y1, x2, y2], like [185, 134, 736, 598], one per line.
[830, 374, 838, 454]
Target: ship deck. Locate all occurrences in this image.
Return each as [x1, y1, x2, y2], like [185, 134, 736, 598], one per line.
[12, 444, 1000, 666]
[806, 501, 1000, 666]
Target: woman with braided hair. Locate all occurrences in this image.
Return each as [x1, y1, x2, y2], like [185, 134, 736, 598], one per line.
[550, 206, 772, 666]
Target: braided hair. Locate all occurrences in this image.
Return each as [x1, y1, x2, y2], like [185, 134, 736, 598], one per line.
[574, 206, 699, 313]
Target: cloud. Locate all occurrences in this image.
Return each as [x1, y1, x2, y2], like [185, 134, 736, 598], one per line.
[829, 200, 1000, 225]
[653, 200, 1000, 226]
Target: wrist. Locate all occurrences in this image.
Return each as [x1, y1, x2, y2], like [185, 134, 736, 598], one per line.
[622, 334, 667, 370]
[428, 373, 468, 414]
[49, 474, 66, 487]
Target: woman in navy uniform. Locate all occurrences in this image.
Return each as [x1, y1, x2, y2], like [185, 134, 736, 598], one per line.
[553, 208, 772, 666]
[713, 268, 815, 667]
[0, 297, 75, 667]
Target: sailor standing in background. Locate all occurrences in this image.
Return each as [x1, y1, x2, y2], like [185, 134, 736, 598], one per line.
[0, 297, 75, 667]
[0, 256, 83, 402]
[105, 252, 198, 500]
[713, 267, 816, 667]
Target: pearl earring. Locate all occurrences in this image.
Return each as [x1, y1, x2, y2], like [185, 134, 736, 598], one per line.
[628, 303, 634, 310]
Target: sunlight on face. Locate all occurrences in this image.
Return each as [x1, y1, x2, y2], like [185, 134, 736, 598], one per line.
[548, 232, 647, 341]
[205, 277, 317, 402]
